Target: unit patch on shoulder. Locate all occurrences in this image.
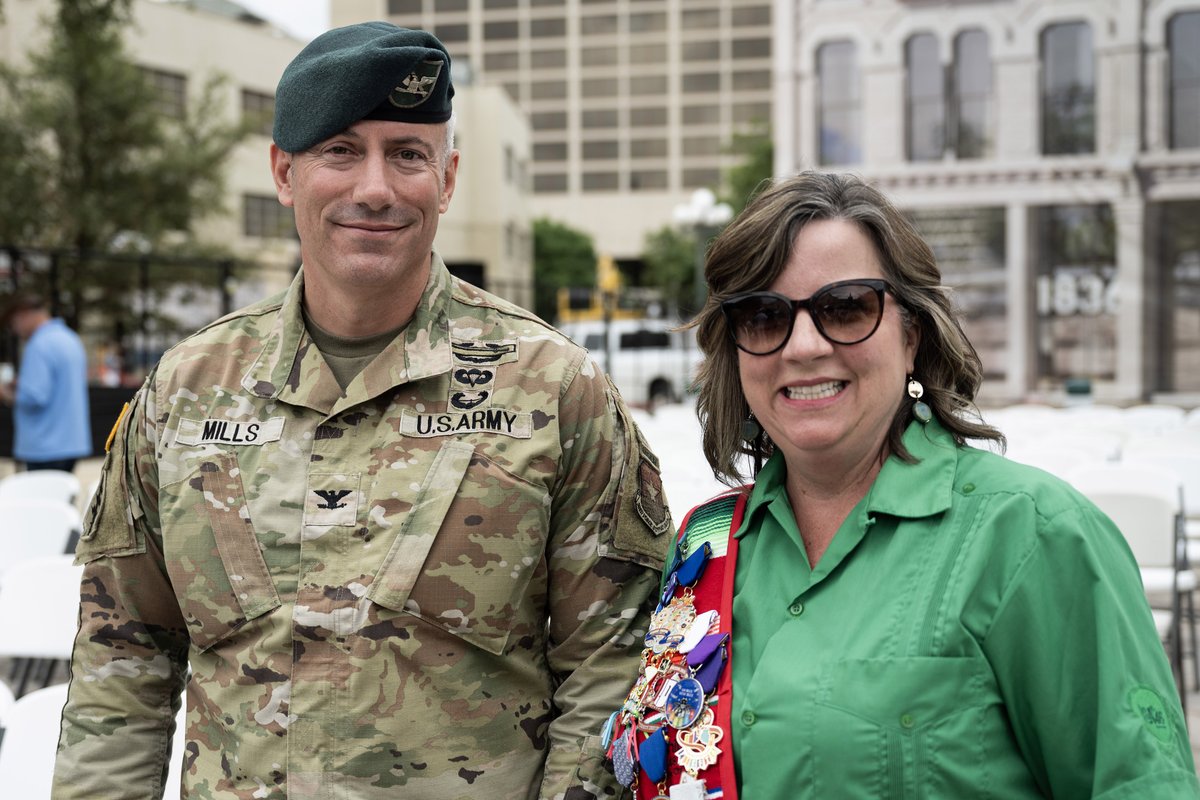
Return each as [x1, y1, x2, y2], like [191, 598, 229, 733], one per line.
[1129, 685, 1175, 746]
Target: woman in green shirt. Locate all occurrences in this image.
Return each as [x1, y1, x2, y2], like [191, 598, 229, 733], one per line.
[611, 172, 1198, 799]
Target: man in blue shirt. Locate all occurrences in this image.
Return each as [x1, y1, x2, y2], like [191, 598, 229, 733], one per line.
[0, 293, 91, 471]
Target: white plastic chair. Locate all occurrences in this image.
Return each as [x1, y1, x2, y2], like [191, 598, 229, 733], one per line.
[1003, 446, 1096, 481]
[0, 680, 13, 727]
[1067, 463, 1194, 694]
[0, 500, 83, 571]
[0, 470, 81, 507]
[1124, 404, 1186, 437]
[0, 682, 67, 798]
[0, 555, 84, 696]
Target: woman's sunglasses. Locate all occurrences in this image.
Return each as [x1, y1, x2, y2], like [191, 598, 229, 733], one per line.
[720, 279, 891, 355]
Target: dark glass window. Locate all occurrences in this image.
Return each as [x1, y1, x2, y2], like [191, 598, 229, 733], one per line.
[906, 33, 944, 161]
[142, 67, 187, 119]
[1041, 22, 1095, 155]
[531, 17, 567, 37]
[435, 24, 469, 43]
[1157, 201, 1200, 390]
[531, 49, 567, 69]
[732, 38, 770, 59]
[952, 29, 992, 158]
[817, 41, 860, 165]
[243, 194, 296, 239]
[241, 89, 274, 137]
[630, 170, 668, 190]
[484, 20, 519, 40]
[583, 140, 619, 159]
[387, 0, 422, 13]
[1169, 12, 1200, 149]
[534, 173, 568, 193]
[583, 172, 620, 191]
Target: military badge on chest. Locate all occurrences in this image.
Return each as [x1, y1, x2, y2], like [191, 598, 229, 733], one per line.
[400, 339, 535, 439]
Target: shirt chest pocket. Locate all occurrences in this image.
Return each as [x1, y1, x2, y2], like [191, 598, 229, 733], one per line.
[366, 439, 550, 656]
[162, 452, 282, 652]
[813, 657, 1007, 800]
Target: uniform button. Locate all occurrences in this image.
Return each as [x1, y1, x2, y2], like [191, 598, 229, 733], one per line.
[788, 601, 804, 616]
[900, 713, 915, 729]
[962, 483, 976, 493]
[741, 710, 756, 726]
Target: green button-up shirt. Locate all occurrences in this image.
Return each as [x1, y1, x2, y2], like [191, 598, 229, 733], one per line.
[731, 419, 1198, 798]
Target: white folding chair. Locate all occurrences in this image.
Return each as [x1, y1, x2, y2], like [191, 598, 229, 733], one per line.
[1003, 446, 1096, 481]
[0, 555, 84, 696]
[0, 470, 81, 507]
[0, 680, 13, 728]
[1067, 463, 1194, 697]
[1124, 404, 1186, 437]
[0, 682, 68, 799]
[0, 500, 83, 570]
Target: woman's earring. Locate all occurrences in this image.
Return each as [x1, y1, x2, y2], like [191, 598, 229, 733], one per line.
[741, 411, 762, 443]
[908, 377, 932, 424]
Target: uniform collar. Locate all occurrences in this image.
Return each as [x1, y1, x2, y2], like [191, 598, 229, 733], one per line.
[735, 417, 958, 539]
[241, 252, 454, 413]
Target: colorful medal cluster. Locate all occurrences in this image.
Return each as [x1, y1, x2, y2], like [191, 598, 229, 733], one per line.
[604, 541, 729, 798]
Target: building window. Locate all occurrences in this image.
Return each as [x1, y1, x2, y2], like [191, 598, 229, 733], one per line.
[485, 51, 520, 71]
[531, 17, 566, 37]
[631, 138, 668, 158]
[732, 38, 771, 59]
[817, 40, 860, 165]
[581, 15, 618, 35]
[630, 170, 668, 190]
[534, 142, 568, 161]
[683, 72, 720, 93]
[435, 24, 469, 43]
[583, 140, 619, 159]
[1169, 11, 1200, 150]
[952, 29, 992, 159]
[682, 9, 720, 29]
[1041, 21, 1095, 155]
[683, 105, 721, 125]
[1158, 200, 1200, 391]
[907, 208, 1007, 383]
[387, 0, 422, 13]
[532, 111, 568, 131]
[485, 20, 519, 40]
[241, 89, 274, 137]
[582, 77, 620, 98]
[1035, 204, 1116, 384]
[583, 46, 618, 66]
[683, 40, 721, 62]
[683, 136, 721, 156]
[243, 194, 296, 239]
[630, 107, 667, 126]
[582, 108, 620, 128]
[534, 173, 568, 192]
[630, 74, 668, 95]
[143, 67, 187, 119]
[733, 6, 771, 26]
[683, 168, 721, 188]
[631, 43, 664, 65]
[630, 12, 667, 33]
[532, 81, 568, 100]
[906, 33, 944, 161]
[531, 49, 567, 68]
[583, 172, 620, 191]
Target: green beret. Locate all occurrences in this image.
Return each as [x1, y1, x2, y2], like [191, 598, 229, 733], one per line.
[273, 22, 454, 152]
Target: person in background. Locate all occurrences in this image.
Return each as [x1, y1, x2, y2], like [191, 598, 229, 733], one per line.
[607, 172, 1197, 799]
[53, 22, 670, 800]
[0, 292, 91, 472]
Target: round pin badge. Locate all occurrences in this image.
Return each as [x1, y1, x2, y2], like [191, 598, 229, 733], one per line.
[665, 677, 706, 729]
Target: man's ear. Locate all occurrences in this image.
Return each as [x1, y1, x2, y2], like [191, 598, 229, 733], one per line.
[270, 144, 295, 208]
[439, 149, 460, 214]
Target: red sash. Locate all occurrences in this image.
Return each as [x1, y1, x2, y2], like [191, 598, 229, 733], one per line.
[622, 489, 747, 799]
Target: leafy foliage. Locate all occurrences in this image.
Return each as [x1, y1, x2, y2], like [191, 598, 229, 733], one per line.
[0, 0, 255, 331]
[532, 217, 597, 323]
[720, 123, 773, 215]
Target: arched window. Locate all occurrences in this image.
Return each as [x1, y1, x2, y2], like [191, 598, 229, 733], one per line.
[952, 29, 991, 158]
[817, 40, 861, 165]
[1041, 21, 1095, 155]
[1168, 11, 1200, 149]
[906, 33, 944, 161]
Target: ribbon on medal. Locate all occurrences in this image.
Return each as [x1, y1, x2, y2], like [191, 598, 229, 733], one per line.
[675, 541, 711, 586]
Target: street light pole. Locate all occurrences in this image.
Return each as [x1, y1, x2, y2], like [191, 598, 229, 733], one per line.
[672, 188, 733, 315]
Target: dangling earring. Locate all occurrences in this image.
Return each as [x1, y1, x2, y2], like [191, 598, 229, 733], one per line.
[741, 411, 762, 443]
[908, 377, 932, 423]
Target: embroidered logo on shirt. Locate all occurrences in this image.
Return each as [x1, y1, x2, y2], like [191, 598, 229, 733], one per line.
[176, 417, 285, 446]
[1129, 685, 1175, 745]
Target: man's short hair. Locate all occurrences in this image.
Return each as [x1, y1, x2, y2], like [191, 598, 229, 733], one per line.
[1, 292, 48, 327]
[273, 22, 455, 153]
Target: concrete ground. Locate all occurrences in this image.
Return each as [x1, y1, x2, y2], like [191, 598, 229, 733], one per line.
[4, 456, 1200, 771]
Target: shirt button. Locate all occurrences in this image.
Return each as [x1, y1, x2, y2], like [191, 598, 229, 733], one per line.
[741, 710, 757, 726]
[962, 483, 976, 493]
[788, 601, 804, 616]
[900, 713, 915, 729]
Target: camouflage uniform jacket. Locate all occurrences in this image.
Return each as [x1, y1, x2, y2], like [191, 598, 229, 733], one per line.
[54, 255, 673, 800]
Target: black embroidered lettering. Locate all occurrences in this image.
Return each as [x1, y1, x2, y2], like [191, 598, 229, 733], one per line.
[437, 415, 453, 433]
[471, 410, 486, 428]
[485, 409, 503, 429]
[245, 423, 260, 442]
[230, 424, 246, 443]
[202, 420, 222, 441]
[455, 415, 473, 431]
[503, 411, 517, 431]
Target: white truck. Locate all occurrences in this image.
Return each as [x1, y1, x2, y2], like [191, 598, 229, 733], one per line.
[558, 318, 704, 407]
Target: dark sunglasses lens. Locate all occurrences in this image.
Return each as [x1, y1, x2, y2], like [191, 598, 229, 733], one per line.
[813, 283, 883, 344]
[727, 295, 793, 354]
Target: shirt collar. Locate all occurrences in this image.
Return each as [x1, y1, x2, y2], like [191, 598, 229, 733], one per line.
[735, 417, 958, 539]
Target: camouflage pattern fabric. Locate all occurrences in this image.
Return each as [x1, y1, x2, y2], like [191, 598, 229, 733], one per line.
[53, 254, 673, 800]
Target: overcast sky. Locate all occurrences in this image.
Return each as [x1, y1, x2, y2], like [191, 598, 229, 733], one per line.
[236, 0, 330, 42]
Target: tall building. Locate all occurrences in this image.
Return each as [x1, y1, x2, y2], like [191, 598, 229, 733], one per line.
[332, 0, 774, 260]
[775, 0, 1200, 405]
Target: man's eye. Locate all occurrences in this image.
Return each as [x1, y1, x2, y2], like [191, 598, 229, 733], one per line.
[398, 150, 424, 161]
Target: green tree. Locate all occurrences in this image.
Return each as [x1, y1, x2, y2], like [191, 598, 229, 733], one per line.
[0, 0, 254, 331]
[641, 225, 697, 318]
[532, 217, 597, 323]
[721, 122, 773, 215]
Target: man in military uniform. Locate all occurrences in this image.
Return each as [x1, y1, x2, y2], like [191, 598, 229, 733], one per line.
[53, 22, 671, 800]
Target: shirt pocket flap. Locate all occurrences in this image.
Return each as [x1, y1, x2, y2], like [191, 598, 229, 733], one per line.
[818, 656, 996, 730]
[367, 439, 475, 613]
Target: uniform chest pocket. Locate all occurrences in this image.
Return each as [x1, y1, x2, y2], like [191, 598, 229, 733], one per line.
[813, 657, 1004, 800]
[367, 439, 550, 656]
[162, 452, 281, 652]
